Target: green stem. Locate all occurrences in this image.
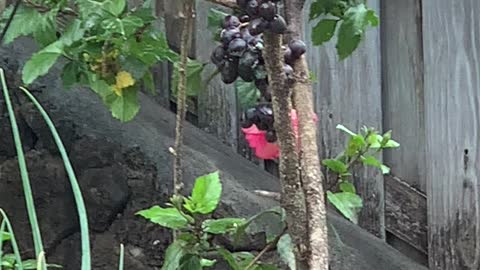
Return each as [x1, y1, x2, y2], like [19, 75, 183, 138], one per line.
[19, 86, 91, 270]
[0, 68, 46, 270]
[0, 209, 24, 270]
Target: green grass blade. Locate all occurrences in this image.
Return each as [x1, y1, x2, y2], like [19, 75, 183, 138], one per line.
[0, 209, 24, 270]
[0, 68, 45, 270]
[118, 244, 124, 270]
[0, 219, 5, 266]
[19, 86, 91, 270]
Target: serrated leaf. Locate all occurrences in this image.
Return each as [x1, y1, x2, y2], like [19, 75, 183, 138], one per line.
[336, 4, 378, 60]
[3, 7, 43, 44]
[136, 206, 189, 229]
[322, 159, 348, 174]
[327, 191, 363, 224]
[184, 171, 221, 214]
[336, 124, 357, 136]
[236, 79, 260, 110]
[217, 248, 241, 270]
[103, 0, 126, 16]
[339, 182, 356, 193]
[161, 240, 187, 270]
[61, 19, 85, 46]
[312, 19, 338, 46]
[172, 59, 205, 97]
[202, 218, 246, 234]
[32, 11, 57, 47]
[104, 87, 140, 122]
[22, 41, 63, 84]
[277, 234, 296, 270]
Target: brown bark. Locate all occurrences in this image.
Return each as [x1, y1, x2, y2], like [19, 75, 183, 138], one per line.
[173, 0, 195, 194]
[285, 1, 329, 269]
[262, 33, 309, 270]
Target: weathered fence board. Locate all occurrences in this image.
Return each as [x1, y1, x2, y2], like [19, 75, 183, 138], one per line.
[303, 0, 385, 239]
[422, 0, 480, 269]
[381, 0, 426, 193]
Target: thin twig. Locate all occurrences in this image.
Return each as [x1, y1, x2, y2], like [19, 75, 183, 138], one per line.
[243, 229, 287, 270]
[0, 0, 21, 44]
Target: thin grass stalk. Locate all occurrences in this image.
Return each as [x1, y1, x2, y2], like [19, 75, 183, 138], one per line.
[0, 68, 45, 270]
[0, 219, 5, 265]
[118, 244, 124, 270]
[0, 209, 24, 270]
[19, 86, 91, 270]
[36, 251, 45, 270]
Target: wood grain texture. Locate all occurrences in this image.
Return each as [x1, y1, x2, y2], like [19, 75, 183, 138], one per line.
[422, 0, 480, 269]
[385, 175, 427, 254]
[381, 0, 426, 192]
[303, 0, 385, 239]
[195, 1, 238, 149]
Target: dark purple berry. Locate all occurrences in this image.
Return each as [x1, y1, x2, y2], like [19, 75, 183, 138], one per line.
[284, 47, 295, 65]
[259, 1, 276, 21]
[223, 15, 241, 29]
[221, 28, 241, 46]
[221, 59, 239, 84]
[211, 45, 226, 66]
[240, 27, 253, 43]
[228, 38, 247, 57]
[246, 0, 260, 17]
[245, 108, 257, 121]
[289, 39, 307, 58]
[238, 50, 259, 82]
[266, 130, 277, 143]
[249, 18, 268, 36]
[241, 119, 253, 128]
[268, 15, 287, 34]
[240, 15, 250, 23]
[284, 64, 294, 80]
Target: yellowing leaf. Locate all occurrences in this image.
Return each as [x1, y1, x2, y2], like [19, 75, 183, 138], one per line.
[115, 71, 135, 89]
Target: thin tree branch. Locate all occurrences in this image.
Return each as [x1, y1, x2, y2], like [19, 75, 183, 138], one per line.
[173, 0, 195, 195]
[243, 228, 287, 270]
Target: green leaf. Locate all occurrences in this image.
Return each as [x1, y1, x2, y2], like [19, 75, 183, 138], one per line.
[345, 135, 366, 157]
[277, 234, 296, 270]
[361, 155, 390, 174]
[383, 139, 400, 148]
[22, 41, 63, 84]
[88, 75, 114, 98]
[103, 0, 126, 16]
[312, 19, 338, 46]
[172, 59, 205, 97]
[104, 87, 140, 122]
[327, 191, 363, 224]
[3, 7, 43, 44]
[202, 218, 246, 234]
[309, 0, 340, 20]
[162, 240, 187, 270]
[31, 11, 57, 47]
[336, 124, 356, 136]
[208, 8, 228, 30]
[1, 232, 10, 241]
[217, 248, 240, 270]
[184, 171, 222, 214]
[366, 133, 382, 149]
[339, 182, 356, 193]
[136, 206, 189, 229]
[61, 19, 85, 46]
[236, 79, 260, 110]
[336, 4, 378, 60]
[322, 159, 348, 174]
[179, 255, 202, 270]
[200, 258, 216, 267]
[143, 71, 155, 94]
[120, 56, 148, 79]
[61, 62, 81, 90]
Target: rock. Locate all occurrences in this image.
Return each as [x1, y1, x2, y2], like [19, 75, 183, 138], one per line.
[0, 38, 427, 270]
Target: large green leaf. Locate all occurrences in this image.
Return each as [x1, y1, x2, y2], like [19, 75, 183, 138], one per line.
[336, 4, 379, 59]
[104, 87, 140, 122]
[327, 191, 363, 224]
[184, 171, 222, 214]
[236, 79, 260, 110]
[277, 234, 296, 270]
[161, 240, 187, 270]
[322, 159, 348, 174]
[61, 20, 86, 46]
[312, 19, 338, 46]
[3, 7, 43, 44]
[179, 255, 202, 270]
[136, 206, 189, 229]
[202, 218, 246, 234]
[22, 41, 63, 84]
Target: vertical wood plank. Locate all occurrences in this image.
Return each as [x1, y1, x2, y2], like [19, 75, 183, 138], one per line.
[422, 1, 480, 269]
[195, 1, 238, 149]
[381, 0, 426, 193]
[303, 0, 385, 239]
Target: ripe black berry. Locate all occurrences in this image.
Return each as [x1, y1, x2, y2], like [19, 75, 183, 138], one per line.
[228, 38, 247, 57]
[211, 45, 226, 67]
[249, 18, 268, 36]
[268, 15, 287, 34]
[289, 39, 307, 58]
[246, 0, 260, 17]
[240, 15, 250, 23]
[221, 28, 241, 46]
[223, 15, 241, 29]
[220, 59, 239, 84]
[259, 1, 276, 21]
[266, 130, 277, 143]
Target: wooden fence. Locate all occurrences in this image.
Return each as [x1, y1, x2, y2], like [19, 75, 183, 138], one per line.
[155, 0, 479, 269]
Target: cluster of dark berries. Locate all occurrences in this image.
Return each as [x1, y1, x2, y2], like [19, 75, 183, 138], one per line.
[241, 103, 278, 142]
[210, 0, 308, 144]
